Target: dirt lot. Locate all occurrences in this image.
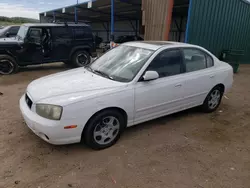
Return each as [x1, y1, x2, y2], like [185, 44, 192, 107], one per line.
[1, 64, 250, 188]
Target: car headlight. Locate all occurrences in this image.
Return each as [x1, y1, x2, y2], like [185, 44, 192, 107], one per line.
[36, 104, 63, 120]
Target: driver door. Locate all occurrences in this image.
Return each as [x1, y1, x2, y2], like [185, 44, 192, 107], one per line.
[20, 28, 44, 64]
[134, 48, 186, 124]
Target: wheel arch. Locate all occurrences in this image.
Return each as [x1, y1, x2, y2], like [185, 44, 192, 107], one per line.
[214, 83, 225, 93]
[0, 50, 18, 63]
[81, 107, 128, 141]
[69, 46, 91, 59]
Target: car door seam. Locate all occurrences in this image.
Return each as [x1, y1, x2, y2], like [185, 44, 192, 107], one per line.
[136, 91, 208, 113]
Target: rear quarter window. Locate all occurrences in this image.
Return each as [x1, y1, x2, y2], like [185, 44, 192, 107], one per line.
[206, 54, 214, 68]
[51, 27, 71, 39]
[72, 27, 93, 40]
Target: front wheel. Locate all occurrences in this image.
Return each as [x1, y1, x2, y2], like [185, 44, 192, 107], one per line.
[0, 55, 19, 75]
[83, 110, 126, 150]
[72, 50, 90, 67]
[202, 86, 223, 113]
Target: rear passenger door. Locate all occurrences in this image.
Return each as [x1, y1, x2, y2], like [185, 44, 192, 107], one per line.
[180, 48, 216, 108]
[51, 27, 72, 61]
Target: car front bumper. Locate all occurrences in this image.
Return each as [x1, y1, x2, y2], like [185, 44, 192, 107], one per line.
[19, 95, 81, 145]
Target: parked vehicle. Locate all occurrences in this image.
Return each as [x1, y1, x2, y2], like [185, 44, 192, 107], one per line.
[94, 35, 103, 48]
[0, 25, 20, 38]
[115, 35, 143, 43]
[20, 41, 233, 150]
[0, 23, 97, 75]
[100, 35, 143, 52]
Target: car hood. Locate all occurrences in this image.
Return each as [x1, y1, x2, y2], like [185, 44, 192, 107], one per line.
[0, 37, 21, 47]
[27, 68, 127, 104]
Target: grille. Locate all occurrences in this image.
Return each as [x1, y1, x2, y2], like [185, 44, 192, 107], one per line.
[25, 94, 33, 109]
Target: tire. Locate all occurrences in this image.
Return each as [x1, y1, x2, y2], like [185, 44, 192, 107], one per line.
[202, 86, 224, 113]
[72, 50, 90, 67]
[0, 55, 19, 75]
[83, 110, 126, 150]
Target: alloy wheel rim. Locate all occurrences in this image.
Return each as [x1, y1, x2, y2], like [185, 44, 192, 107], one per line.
[208, 89, 221, 109]
[93, 116, 120, 145]
[0, 59, 14, 74]
[76, 53, 89, 66]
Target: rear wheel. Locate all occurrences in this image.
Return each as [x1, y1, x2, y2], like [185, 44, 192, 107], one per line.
[0, 55, 18, 75]
[202, 86, 223, 113]
[72, 50, 90, 67]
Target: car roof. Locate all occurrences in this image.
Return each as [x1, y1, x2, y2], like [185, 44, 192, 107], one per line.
[123, 41, 197, 51]
[22, 23, 90, 27]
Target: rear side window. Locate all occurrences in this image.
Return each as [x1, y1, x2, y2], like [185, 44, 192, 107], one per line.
[183, 48, 213, 73]
[51, 27, 71, 39]
[72, 27, 92, 40]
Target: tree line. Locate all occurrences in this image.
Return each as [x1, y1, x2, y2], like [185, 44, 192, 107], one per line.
[0, 16, 39, 23]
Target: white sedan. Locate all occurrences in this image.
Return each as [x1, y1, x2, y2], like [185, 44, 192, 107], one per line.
[20, 41, 233, 149]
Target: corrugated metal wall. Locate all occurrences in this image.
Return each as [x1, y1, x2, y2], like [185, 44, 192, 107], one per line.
[169, 17, 187, 42]
[187, 0, 250, 63]
[142, 0, 172, 40]
[91, 21, 140, 41]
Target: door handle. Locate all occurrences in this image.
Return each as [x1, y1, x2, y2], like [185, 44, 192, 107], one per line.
[210, 75, 215, 78]
[175, 83, 182, 87]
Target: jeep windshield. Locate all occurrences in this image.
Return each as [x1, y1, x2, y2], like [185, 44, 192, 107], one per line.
[16, 26, 29, 40]
[89, 45, 154, 83]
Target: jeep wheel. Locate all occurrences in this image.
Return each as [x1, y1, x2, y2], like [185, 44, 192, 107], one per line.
[72, 50, 90, 67]
[0, 55, 18, 75]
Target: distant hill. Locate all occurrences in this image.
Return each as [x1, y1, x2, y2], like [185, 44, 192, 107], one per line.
[0, 16, 39, 25]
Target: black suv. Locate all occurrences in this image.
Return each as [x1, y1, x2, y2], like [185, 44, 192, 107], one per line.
[0, 23, 96, 74]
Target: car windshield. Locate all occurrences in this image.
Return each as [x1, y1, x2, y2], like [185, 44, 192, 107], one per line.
[17, 26, 29, 40]
[0, 26, 10, 35]
[89, 45, 154, 82]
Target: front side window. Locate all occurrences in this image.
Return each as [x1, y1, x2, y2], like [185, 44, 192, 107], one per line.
[28, 28, 42, 44]
[89, 45, 154, 82]
[29, 28, 42, 38]
[147, 49, 184, 78]
[183, 49, 213, 72]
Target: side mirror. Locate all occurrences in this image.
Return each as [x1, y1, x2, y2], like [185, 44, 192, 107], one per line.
[5, 32, 10, 37]
[142, 71, 159, 81]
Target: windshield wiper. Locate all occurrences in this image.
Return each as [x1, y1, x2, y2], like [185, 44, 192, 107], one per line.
[94, 70, 114, 80]
[85, 66, 114, 80]
[85, 66, 94, 73]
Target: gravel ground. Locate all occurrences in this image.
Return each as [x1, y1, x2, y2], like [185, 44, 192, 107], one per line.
[1, 63, 250, 188]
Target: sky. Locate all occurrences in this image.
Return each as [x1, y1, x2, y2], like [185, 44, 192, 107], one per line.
[0, 0, 89, 19]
